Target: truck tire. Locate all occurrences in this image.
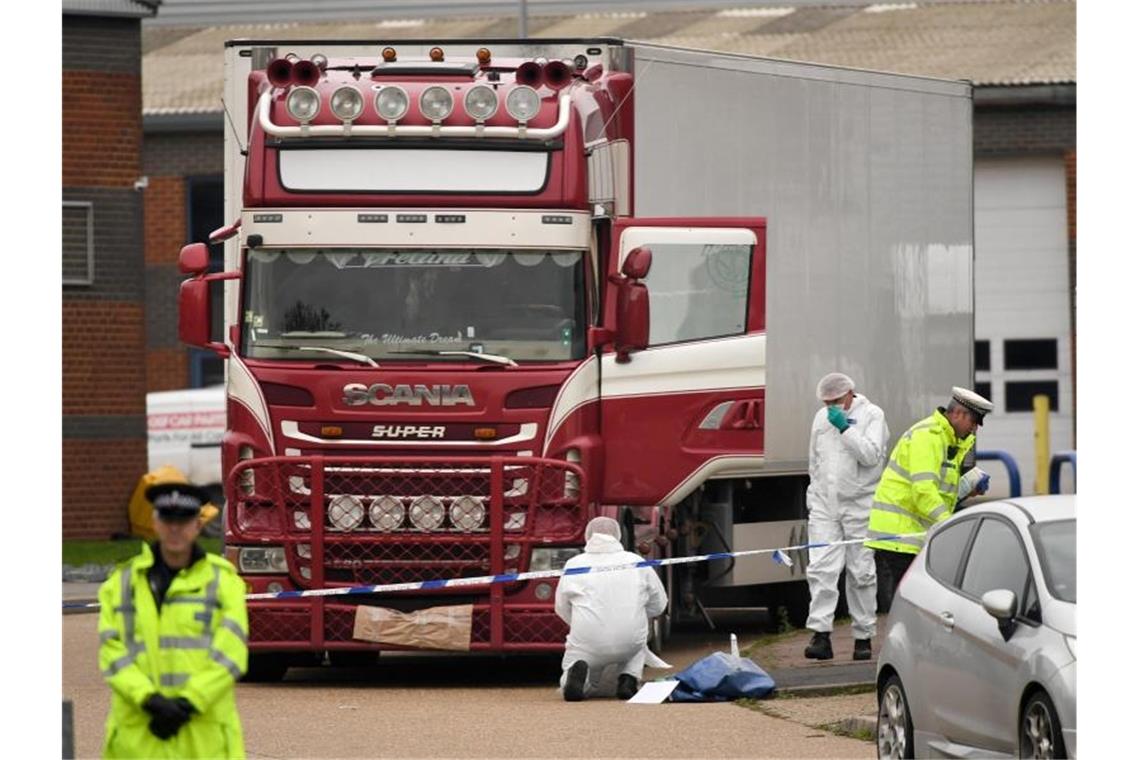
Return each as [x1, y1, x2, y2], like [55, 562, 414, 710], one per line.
[242, 653, 289, 683]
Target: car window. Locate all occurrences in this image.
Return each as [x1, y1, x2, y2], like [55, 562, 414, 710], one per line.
[1030, 519, 1076, 603]
[960, 518, 1030, 602]
[926, 518, 978, 587]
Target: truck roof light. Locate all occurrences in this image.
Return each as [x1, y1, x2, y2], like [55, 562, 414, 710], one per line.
[374, 86, 409, 121]
[266, 58, 293, 87]
[464, 85, 498, 122]
[476, 47, 492, 65]
[409, 495, 445, 531]
[328, 495, 365, 531]
[330, 86, 364, 122]
[369, 496, 405, 532]
[382, 47, 397, 62]
[506, 86, 541, 123]
[450, 496, 486, 533]
[516, 61, 542, 88]
[285, 86, 321, 123]
[430, 47, 445, 62]
[292, 59, 321, 87]
[419, 86, 454, 122]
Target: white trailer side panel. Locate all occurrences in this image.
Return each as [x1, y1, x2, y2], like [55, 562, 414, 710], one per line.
[630, 43, 974, 471]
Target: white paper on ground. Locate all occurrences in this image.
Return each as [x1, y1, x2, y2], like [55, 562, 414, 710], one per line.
[626, 680, 680, 704]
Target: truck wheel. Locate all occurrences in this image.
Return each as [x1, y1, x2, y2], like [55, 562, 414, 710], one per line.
[242, 653, 289, 683]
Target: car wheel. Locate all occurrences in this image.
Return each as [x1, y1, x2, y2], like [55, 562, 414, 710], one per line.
[242, 653, 289, 683]
[1020, 691, 1067, 759]
[878, 675, 914, 759]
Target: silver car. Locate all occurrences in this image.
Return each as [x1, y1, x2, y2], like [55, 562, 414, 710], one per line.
[876, 495, 1076, 758]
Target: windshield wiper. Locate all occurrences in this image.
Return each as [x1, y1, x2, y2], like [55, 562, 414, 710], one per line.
[275, 345, 379, 367]
[389, 349, 518, 367]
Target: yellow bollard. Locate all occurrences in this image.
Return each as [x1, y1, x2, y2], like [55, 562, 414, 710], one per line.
[1033, 394, 1050, 495]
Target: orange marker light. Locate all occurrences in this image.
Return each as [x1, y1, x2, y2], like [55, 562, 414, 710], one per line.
[473, 427, 498, 440]
[382, 47, 397, 62]
[321, 426, 344, 437]
[430, 47, 445, 62]
[476, 47, 492, 65]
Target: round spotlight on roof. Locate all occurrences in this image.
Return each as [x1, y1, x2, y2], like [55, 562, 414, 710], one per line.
[430, 47, 445, 62]
[419, 86, 454, 122]
[464, 85, 498, 122]
[476, 47, 492, 66]
[330, 86, 364, 121]
[374, 86, 410, 121]
[506, 86, 541, 123]
[382, 47, 397, 62]
[285, 86, 321, 123]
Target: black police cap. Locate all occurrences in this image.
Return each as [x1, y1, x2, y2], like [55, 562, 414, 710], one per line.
[145, 482, 210, 519]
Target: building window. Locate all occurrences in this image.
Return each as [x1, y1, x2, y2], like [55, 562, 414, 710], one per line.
[62, 201, 94, 286]
[975, 340, 990, 372]
[1005, 381, 1059, 412]
[975, 382, 992, 401]
[1004, 339, 1057, 370]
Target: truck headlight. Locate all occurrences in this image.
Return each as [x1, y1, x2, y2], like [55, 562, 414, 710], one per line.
[369, 495, 405, 532]
[449, 495, 486, 532]
[234, 546, 287, 574]
[409, 495, 445, 531]
[530, 547, 580, 572]
[328, 495, 364, 531]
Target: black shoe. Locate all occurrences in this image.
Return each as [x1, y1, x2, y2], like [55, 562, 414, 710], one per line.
[853, 639, 872, 661]
[563, 660, 588, 702]
[804, 631, 833, 660]
[617, 674, 639, 700]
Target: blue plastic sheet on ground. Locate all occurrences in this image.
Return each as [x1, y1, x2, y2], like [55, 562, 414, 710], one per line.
[667, 651, 776, 702]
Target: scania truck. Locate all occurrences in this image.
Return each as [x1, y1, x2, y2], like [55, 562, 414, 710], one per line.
[177, 38, 973, 679]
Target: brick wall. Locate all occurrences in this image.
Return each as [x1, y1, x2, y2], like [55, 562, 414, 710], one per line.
[63, 14, 147, 539]
[973, 105, 1075, 157]
[143, 132, 226, 392]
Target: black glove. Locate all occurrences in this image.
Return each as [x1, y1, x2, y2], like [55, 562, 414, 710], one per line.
[143, 694, 193, 741]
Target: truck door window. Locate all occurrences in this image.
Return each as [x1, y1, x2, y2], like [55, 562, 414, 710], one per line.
[641, 243, 752, 346]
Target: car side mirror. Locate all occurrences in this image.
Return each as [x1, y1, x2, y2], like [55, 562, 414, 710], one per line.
[982, 588, 1018, 641]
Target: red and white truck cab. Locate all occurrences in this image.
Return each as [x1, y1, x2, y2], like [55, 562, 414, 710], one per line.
[178, 39, 974, 678]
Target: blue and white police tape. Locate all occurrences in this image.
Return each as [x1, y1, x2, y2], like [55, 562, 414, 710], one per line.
[61, 532, 924, 610]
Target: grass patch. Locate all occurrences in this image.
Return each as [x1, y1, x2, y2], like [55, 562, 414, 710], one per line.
[64, 538, 223, 567]
[737, 627, 803, 660]
[819, 720, 875, 743]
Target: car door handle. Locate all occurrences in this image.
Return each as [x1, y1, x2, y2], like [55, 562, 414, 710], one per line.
[940, 611, 955, 631]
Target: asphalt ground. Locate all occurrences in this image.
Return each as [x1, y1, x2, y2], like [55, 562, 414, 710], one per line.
[63, 592, 876, 758]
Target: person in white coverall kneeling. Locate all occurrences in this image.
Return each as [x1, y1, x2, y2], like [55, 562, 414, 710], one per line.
[554, 516, 669, 701]
[804, 373, 889, 662]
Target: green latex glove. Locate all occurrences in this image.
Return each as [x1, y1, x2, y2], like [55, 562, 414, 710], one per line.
[826, 405, 849, 432]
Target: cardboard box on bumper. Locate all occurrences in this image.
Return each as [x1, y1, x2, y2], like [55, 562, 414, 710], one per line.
[352, 604, 474, 651]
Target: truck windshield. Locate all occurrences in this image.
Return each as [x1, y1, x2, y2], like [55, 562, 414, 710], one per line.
[241, 248, 587, 362]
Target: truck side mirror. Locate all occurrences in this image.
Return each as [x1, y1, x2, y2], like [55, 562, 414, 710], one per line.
[615, 246, 652, 363]
[179, 278, 230, 357]
[179, 243, 210, 275]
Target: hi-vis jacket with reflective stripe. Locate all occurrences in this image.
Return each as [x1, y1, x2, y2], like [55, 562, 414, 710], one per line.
[98, 543, 248, 759]
[865, 410, 975, 555]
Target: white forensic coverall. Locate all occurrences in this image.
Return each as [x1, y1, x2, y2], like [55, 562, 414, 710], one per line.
[805, 393, 889, 639]
[554, 531, 668, 697]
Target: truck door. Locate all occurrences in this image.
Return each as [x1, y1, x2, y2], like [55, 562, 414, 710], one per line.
[600, 218, 766, 507]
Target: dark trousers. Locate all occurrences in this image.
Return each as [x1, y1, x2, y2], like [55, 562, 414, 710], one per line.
[875, 549, 917, 614]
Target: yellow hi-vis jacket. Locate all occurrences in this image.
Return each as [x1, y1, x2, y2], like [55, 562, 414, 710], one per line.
[865, 410, 975, 555]
[98, 543, 248, 759]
